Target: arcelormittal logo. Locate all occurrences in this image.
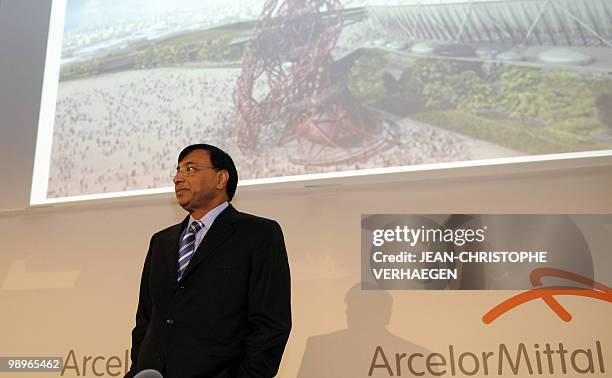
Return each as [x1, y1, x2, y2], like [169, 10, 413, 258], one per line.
[483, 268, 612, 324]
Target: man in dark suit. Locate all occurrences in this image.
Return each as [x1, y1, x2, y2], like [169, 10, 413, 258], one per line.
[125, 144, 291, 378]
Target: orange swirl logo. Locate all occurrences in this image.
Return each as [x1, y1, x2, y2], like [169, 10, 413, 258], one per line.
[483, 268, 612, 324]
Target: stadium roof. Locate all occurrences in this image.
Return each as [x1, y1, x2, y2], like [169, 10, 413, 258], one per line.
[367, 0, 612, 47]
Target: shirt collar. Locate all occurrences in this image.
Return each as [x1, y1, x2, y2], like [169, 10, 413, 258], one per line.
[189, 201, 229, 230]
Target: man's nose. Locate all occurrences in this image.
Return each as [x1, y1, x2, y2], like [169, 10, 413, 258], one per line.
[173, 174, 184, 184]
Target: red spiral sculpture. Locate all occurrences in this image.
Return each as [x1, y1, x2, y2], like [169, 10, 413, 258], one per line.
[234, 0, 392, 164]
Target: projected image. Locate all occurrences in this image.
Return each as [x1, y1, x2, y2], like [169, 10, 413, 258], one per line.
[45, 0, 612, 199]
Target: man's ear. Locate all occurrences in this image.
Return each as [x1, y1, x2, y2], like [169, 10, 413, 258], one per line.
[216, 170, 229, 189]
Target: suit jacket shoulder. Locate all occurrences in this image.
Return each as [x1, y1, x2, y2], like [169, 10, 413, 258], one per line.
[233, 208, 282, 231]
[150, 205, 283, 247]
[229, 208, 285, 258]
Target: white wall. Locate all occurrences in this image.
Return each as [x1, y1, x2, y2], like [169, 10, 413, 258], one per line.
[1, 163, 611, 377]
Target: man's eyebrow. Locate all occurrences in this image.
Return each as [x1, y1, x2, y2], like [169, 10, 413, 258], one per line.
[177, 161, 198, 167]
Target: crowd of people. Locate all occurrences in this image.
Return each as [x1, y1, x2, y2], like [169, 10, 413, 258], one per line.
[49, 68, 239, 197]
[49, 65, 477, 199]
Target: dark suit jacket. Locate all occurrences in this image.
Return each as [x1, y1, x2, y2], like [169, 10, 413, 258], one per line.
[125, 205, 291, 378]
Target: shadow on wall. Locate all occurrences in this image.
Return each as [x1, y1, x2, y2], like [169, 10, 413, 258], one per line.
[297, 282, 436, 378]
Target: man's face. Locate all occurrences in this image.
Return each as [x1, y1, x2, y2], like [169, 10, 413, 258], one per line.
[173, 149, 228, 213]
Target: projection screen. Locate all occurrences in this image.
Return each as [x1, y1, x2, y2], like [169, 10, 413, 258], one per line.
[32, 0, 612, 204]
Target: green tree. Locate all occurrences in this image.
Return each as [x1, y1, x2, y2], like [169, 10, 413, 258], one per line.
[496, 66, 594, 123]
[399, 58, 493, 112]
[60, 59, 99, 80]
[422, 70, 493, 111]
[347, 51, 390, 105]
[400, 58, 459, 97]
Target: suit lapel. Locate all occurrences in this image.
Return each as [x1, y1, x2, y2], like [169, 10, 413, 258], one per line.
[175, 204, 239, 286]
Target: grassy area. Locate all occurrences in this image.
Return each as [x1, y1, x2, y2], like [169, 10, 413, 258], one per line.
[412, 110, 612, 154]
[58, 7, 366, 83]
[60, 26, 251, 81]
[159, 27, 249, 46]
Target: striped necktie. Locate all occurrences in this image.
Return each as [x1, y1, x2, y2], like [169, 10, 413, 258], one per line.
[177, 221, 203, 281]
